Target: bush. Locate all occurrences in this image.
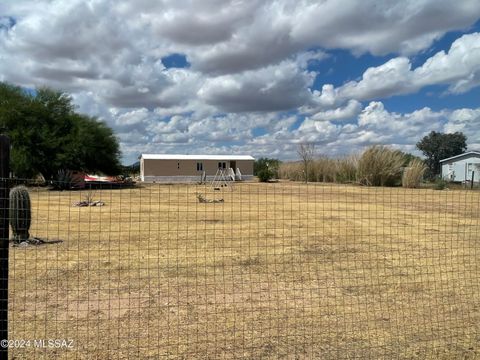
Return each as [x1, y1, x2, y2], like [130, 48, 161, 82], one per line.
[433, 178, 447, 190]
[402, 159, 427, 188]
[51, 169, 83, 190]
[254, 158, 280, 178]
[357, 146, 405, 186]
[257, 169, 274, 182]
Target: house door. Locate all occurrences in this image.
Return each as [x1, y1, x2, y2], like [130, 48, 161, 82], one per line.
[230, 161, 236, 171]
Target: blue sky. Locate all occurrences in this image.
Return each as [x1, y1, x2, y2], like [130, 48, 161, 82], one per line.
[1, 1, 480, 164]
[162, 54, 190, 69]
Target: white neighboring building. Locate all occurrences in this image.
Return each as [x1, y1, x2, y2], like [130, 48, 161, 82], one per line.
[440, 151, 480, 183]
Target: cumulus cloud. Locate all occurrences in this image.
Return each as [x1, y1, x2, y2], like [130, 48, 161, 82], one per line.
[2, 1, 479, 82]
[2, 0, 480, 112]
[198, 59, 314, 112]
[415, 32, 480, 93]
[444, 108, 480, 149]
[186, 0, 480, 73]
[310, 100, 362, 121]
[245, 101, 460, 159]
[328, 32, 480, 103]
[357, 102, 445, 140]
[339, 57, 415, 100]
[290, 0, 480, 56]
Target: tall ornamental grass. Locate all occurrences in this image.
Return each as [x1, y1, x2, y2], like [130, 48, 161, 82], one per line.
[278, 155, 359, 183]
[356, 146, 405, 186]
[402, 159, 427, 188]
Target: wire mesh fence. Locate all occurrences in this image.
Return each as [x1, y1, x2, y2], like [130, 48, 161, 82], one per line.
[2, 180, 480, 359]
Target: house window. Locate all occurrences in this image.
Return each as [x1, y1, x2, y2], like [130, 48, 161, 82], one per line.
[218, 162, 226, 169]
[177, 162, 180, 169]
[196, 162, 203, 171]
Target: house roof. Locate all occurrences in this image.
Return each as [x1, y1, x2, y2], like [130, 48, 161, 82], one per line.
[440, 151, 480, 163]
[141, 154, 255, 161]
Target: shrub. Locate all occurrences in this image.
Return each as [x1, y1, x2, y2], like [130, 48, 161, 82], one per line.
[402, 159, 427, 188]
[357, 146, 405, 186]
[52, 169, 83, 190]
[257, 169, 274, 182]
[254, 158, 280, 178]
[433, 178, 447, 190]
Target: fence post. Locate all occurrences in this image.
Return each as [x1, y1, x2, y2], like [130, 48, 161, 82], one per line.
[0, 135, 10, 358]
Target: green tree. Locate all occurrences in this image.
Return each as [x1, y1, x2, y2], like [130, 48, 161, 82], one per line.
[0, 82, 121, 179]
[69, 114, 122, 176]
[416, 131, 467, 178]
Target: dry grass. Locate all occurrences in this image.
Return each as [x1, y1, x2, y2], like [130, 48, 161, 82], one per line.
[278, 155, 358, 183]
[278, 161, 303, 181]
[9, 182, 480, 359]
[357, 146, 405, 186]
[402, 159, 427, 188]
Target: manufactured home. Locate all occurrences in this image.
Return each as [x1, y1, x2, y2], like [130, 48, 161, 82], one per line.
[440, 151, 480, 183]
[140, 154, 255, 182]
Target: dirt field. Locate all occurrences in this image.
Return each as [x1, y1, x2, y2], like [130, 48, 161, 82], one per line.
[8, 182, 480, 359]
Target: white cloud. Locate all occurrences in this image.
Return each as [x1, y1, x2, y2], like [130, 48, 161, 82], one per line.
[444, 108, 480, 149]
[243, 101, 454, 159]
[1, 0, 479, 114]
[187, 0, 480, 73]
[303, 84, 342, 112]
[115, 109, 151, 127]
[414, 32, 480, 93]
[330, 32, 480, 103]
[290, 0, 480, 56]
[311, 100, 362, 121]
[358, 102, 444, 140]
[340, 57, 415, 100]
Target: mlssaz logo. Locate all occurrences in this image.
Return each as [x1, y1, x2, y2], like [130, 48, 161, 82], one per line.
[34, 339, 74, 349]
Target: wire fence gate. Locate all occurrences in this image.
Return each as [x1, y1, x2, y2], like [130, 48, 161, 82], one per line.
[1, 178, 479, 355]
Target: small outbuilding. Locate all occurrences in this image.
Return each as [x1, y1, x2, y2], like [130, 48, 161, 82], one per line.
[440, 151, 480, 183]
[140, 154, 255, 182]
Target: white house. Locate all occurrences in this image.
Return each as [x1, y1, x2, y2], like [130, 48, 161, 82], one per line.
[440, 151, 480, 183]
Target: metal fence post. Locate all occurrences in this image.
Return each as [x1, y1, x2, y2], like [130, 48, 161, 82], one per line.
[0, 135, 10, 358]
